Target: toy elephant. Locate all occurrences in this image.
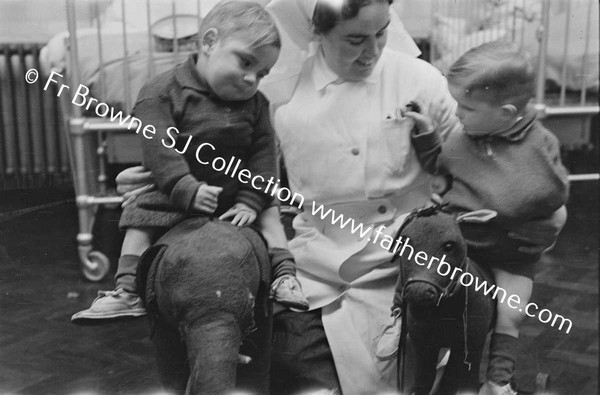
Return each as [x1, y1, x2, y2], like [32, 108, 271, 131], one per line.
[137, 216, 272, 394]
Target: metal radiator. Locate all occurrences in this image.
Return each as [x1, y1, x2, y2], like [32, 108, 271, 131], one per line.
[0, 43, 71, 190]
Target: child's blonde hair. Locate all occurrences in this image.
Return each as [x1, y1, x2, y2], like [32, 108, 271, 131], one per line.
[447, 41, 535, 111]
[200, 1, 280, 49]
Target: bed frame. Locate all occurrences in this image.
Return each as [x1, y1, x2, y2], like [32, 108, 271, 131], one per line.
[58, 0, 598, 281]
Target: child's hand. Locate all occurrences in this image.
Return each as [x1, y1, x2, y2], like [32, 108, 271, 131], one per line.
[192, 184, 223, 214]
[219, 203, 257, 227]
[400, 100, 433, 136]
[508, 205, 567, 255]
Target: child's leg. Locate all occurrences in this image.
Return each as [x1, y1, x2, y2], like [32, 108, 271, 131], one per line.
[71, 227, 156, 322]
[115, 227, 155, 292]
[484, 268, 533, 391]
[492, 268, 532, 337]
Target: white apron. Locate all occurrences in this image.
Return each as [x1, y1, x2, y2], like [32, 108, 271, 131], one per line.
[272, 46, 460, 393]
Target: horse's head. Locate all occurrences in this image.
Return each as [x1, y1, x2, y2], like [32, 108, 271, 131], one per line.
[392, 202, 496, 311]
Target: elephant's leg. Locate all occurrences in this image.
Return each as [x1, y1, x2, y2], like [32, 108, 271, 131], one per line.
[436, 342, 465, 395]
[152, 317, 189, 393]
[407, 310, 441, 395]
[436, 310, 489, 393]
[183, 315, 242, 395]
[461, 296, 494, 392]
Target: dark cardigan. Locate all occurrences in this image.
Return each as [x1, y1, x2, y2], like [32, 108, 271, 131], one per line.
[120, 54, 277, 229]
[412, 106, 569, 272]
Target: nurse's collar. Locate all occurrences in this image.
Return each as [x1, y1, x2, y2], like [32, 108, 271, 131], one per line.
[311, 42, 380, 90]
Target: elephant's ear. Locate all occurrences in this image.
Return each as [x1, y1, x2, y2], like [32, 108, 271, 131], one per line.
[137, 244, 168, 314]
[456, 209, 497, 223]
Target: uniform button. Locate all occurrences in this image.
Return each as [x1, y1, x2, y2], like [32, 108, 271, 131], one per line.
[378, 205, 387, 214]
[351, 147, 360, 155]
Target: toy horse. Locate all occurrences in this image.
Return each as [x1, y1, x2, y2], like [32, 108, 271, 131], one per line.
[392, 203, 497, 394]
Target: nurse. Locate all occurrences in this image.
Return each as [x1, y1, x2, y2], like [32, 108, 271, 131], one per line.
[264, 0, 458, 392]
[116, 0, 567, 393]
[262, 0, 565, 393]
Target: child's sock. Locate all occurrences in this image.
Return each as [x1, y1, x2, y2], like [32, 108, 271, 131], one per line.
[115, 254, 140, 293]
[269, 247, 296, 279]
[486, 332, 519, 385]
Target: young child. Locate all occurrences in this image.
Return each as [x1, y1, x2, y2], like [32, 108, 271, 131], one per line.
[72, 1, 309, 323]
[405, 42, 569, 394]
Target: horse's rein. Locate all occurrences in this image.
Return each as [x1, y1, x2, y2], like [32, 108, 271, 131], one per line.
[390, 203, 465, 307]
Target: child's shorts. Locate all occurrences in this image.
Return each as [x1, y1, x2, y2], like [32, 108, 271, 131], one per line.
[460, 222, 540, 280]
[119, 189, 191, 230]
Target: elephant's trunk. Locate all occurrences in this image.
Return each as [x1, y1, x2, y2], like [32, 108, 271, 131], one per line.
[184, 315, 241, 395]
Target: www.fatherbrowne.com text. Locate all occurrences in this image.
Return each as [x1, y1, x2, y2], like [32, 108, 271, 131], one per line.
[33, 69, 573, 335]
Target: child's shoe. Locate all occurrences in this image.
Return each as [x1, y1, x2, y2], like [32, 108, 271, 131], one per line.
[479, 381, 517, 395]
[271, 274, 309, 311]
[71, 288, 146, 323]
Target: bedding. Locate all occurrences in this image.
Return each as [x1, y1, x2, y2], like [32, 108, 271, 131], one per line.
[431, 0, 598, 91]
[40, 0, 205, 109]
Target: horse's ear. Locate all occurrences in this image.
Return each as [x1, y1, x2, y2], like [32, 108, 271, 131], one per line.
[456, 209, 497, 223]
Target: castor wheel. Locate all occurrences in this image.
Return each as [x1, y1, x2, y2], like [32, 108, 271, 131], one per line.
[83, 251, 110, 281]
[535, 372, 550, 392]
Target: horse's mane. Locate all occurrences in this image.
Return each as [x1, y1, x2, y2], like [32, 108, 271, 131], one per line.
[402, 201, 450, 231]
[390, 201, 450, 260]
[413, 201, 450, 218]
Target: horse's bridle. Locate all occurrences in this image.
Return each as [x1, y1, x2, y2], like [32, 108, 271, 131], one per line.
[402, 254, 467, 307]
[391, 203, 467, 307]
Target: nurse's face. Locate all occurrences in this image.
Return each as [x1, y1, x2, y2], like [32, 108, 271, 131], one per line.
[320, 2, 390, 81]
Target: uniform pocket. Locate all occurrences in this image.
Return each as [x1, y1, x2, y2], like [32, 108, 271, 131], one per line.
[381, 118, 412, 174]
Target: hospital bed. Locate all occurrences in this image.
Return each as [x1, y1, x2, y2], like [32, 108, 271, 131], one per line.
[42, 0, 205, 280]
[44, 0, 598, 281]
[426, 0, 599, 154]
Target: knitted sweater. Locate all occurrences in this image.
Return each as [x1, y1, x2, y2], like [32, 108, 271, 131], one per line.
[119, 54, 277, 230]
[412, 106, 569, 265]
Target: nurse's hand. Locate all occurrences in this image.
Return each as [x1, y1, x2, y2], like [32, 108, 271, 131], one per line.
[115, 166, 156, 207]
[508, 205, 567, 255]
[115, 166, 154, 194]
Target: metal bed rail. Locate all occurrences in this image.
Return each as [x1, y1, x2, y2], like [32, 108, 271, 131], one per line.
[534, 0, 598, 115]
[62, 0, 203, 280]
[61, 0, 598, 280]
[430, 0, 599, 180]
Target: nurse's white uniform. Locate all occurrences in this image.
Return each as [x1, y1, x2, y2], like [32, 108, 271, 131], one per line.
[261, 1, 461, 393]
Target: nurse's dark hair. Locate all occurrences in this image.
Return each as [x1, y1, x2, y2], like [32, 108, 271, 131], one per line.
[200, 1, 280, 49]
[447, 41, 535, 111]
[312, 0, 394, 35]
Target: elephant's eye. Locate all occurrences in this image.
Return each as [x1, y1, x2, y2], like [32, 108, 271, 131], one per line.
[443, 242, 456, 251]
